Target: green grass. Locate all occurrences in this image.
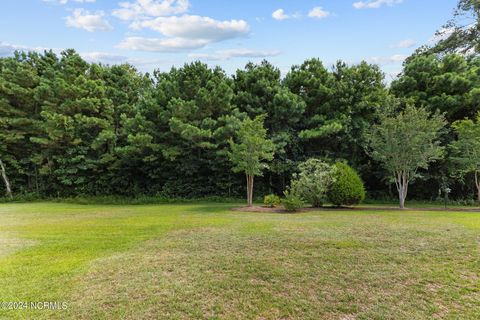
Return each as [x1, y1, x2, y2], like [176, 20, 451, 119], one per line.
[0, 203, 479, 319]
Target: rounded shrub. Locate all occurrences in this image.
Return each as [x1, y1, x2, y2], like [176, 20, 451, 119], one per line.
[328, 162, 365, 207]
[289, 159, 334, 207]
[264, 194, 281, 207]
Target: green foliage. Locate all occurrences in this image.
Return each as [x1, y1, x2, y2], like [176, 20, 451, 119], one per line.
[367, 105, 446, 208]
[328, 162, 366, 206]
[228, 115, 275, 206]
[234, 61, 306, 194]
[367, 105, 446, 180]
[419, 0, 480, 55]
[263, 194, 281, 207]
[392, 54, 480, 123]
[451, 114, 480, 174]
[450, 114, 480, 200]
[289, 159, 335, 207]
[0, 49, 394, 200]
[281, 191, 305, 212]
[285, 59, 389, 168]
[1, 46, 479, 202]
[228, 115, 275, 177]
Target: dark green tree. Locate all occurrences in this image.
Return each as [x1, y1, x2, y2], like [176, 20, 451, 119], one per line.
[285, 59, 389, 194]
[234, 61, 306, 193]
[0, 51, 42, 195]
[392, 54, 480, 123]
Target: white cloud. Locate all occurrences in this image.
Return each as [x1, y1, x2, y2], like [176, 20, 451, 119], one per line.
[353, 0, 403, 9]
[271, 9, 301, 21]
[0, 40, 169, 71]
[0, 41, 65, 57]
[0, 41, 27, 56]
[80, 51, 168, 67]
[113, 0, 190, 21]
[0, 42, 123, 64]
[117, 36, 210, 52]
[428, 27, 455, 44]
[427, 27, 477, 55]
[367, 54, 407, 65]
[132, 15, 249, 42]
[189, 48, 281, 61]
[65, 9, 113, 32]
[43, 0, 96, 4]
[391, 39, 416, 48]
[389, 54, 408, 62]
[120, 15, 250, 52]
[272, 9, 290, 21]
[80, 52, 128, 63]
[0, 41, 51, 57]
[308, 7, 330, 19]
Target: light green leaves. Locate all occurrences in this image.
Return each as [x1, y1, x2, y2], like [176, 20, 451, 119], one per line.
[367, 105, 446, 181]
[228, 115, 275, 177]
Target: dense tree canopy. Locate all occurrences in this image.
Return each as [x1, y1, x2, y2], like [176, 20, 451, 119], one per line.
[0, 44, 479, 202]
[392, 54, 480, 123]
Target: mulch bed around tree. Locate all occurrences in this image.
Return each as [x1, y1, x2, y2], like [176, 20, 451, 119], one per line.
[231, 206, 480, 214]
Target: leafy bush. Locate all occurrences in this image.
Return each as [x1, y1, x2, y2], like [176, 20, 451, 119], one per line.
[264, 194, 281, 207]
[282, 191, 305, 212]
[328, 162, 365, 206]
[290, 159, 335, 207]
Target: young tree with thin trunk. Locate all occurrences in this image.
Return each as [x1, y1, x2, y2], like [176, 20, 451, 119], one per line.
[367, 105, 446, 209]
[0, 159, 12, 199]
[228, 115, 274, 207]
[450, 114, 480, 202]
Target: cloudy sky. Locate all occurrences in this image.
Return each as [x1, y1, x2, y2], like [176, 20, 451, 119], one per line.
[0, 0, 457, 79]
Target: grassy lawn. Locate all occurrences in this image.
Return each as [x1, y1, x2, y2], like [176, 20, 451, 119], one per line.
[0, 203, 479, 319]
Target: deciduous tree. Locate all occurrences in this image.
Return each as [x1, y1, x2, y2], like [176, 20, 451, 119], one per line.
[450, 114, 480, 202]
[367, 105, 446, 208]
[228, 115, 274, 206]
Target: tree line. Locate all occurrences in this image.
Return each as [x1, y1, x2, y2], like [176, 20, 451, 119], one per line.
[2, 0, 480, 202]
[1, 49, 479, 202]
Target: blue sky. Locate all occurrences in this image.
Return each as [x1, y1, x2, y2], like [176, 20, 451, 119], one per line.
[0, 0, 458, 79]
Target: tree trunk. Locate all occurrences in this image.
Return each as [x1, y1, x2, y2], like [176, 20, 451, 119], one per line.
[475, 171, 480, 203]
[246, 174, 250, 207]
[399, 193, 405, 209]
[0, 159, 13, 199]
[246, 174, 254, 207]
[245, 174, 249, 206]
[250, 175, 254, 207]
[249, 175, 254, 207]
[395, 171, 409, 209]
